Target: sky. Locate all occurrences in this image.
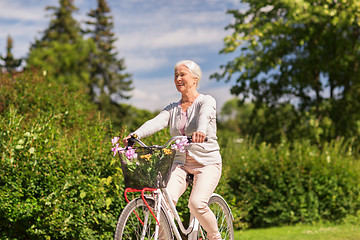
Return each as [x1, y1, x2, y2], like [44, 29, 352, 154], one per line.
[0, 0, 248, 112]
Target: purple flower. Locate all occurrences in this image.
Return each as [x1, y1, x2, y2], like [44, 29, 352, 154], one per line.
[171, 137, 189, 153]
[111, 143, 125, 156]
[111, 137, 120, 146]
[125, 147, 138, 160]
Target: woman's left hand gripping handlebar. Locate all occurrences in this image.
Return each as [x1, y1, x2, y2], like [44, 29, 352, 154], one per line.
[191, 131, 207, 143]
[122, 134, 137, 147]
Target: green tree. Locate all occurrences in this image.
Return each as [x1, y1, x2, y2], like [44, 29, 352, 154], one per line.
[218, 98, 254, 136]
[214, 0, 360, 140]
[27, 40, 95, 92]
[85, 0, 133, 110]
[218, 98, 303, 143]
[27, 0, 94, 92]
[33, 0, 80, 47]
[1, 36, 22, 74]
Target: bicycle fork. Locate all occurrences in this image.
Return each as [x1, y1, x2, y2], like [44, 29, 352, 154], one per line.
[153, 190, 163, 240]
[124, 188, 162, 240]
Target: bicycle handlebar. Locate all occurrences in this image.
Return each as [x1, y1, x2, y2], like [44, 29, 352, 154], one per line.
[127, 135, 207, 148]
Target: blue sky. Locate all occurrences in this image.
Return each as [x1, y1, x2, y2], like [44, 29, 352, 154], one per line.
[0, 0, 247, 112]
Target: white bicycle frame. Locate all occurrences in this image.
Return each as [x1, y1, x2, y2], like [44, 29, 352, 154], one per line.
[150, 187, 200, 240]
[126, 135, 213, 240]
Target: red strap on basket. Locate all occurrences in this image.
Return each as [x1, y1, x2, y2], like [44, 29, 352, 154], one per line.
[124, 187, 160, 226]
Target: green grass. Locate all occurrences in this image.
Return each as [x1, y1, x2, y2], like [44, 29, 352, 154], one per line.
[235, 223, 360, 240]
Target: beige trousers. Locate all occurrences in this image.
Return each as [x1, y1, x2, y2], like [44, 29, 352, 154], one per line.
[166, 155, 222, 240]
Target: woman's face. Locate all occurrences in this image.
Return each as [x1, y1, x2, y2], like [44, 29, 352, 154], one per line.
[174, 65, 198, 94]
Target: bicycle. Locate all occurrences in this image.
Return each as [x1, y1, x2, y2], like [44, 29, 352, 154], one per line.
[113, 135, 234, 240]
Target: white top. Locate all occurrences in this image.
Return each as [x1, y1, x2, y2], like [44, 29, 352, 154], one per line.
[132, 94, 222, 165]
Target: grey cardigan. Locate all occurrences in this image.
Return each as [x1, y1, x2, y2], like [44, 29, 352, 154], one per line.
[132, 94, 222, 165]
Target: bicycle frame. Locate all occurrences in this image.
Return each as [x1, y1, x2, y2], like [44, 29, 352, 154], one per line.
[121, 135, 217, 239]
[124, 187, 200, 240]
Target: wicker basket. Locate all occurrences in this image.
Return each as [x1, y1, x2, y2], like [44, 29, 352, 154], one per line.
[120, 147, 175, 189]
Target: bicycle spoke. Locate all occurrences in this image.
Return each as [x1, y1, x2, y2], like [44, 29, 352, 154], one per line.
[197, 194, 234, 240]
[114, 198, 173, 240]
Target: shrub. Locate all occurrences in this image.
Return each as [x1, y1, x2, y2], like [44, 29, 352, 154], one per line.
[0, 72, 125, 239]
[219, 135, 360, 228]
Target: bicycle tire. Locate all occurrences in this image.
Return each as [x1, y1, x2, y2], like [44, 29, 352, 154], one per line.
[114, 197, 173, 240]
[198, 194, 234, 240]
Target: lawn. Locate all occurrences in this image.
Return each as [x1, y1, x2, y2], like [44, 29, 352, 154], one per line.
[235, 223, 360, 240]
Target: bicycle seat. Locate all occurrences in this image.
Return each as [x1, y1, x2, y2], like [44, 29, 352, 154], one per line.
[186, 174, 194, 184]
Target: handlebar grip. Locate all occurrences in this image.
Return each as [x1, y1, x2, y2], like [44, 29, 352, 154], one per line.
[187, 136, 208, 143]
[127, 135, 137, 147]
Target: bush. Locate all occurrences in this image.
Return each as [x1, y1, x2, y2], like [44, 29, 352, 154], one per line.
[219, 135, 360, 228]
[0, 72, 125, 239]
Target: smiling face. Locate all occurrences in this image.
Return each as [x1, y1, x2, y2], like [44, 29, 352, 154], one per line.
[174, 65, 198, 94]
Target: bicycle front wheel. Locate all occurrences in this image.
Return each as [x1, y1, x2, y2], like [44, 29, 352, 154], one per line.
[114, 197, 173, 240]
[198, 194, 234, 240]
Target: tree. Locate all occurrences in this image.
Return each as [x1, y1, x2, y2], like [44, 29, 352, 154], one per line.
[218, 98, 304, 143]
[1, 35, 22, 73]
[85, 0, 133, 111]
[27, 40, 95, 92]
[214, 0, 360, 140]
[218, 98, 254, 136]
[32, 0, 80, 48]
[27, 0, 94, 92]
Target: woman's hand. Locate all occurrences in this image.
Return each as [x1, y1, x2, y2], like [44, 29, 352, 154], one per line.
[191, 131, 206, 143]
[122, 135, 132, 146]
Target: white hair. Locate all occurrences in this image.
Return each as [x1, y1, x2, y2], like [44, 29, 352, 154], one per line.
[175, 60, 202, 88]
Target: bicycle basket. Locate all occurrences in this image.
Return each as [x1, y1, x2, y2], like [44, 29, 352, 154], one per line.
[119, 147, 175, 189]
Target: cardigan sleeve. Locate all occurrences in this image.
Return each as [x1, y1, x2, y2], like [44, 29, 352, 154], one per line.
[196, 95, 216, 134]
[132, 104, 172, 139]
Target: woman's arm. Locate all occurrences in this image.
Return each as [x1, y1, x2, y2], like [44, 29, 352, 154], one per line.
[132, 109, 170, 139]
[196, 95, 216, 134]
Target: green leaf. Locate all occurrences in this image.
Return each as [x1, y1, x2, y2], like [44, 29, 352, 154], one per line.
[80, 191, 86, 199]
[105, 198, 112, 209]
[29, 147, 35, 154]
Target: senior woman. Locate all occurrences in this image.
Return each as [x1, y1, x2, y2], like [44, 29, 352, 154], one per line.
[123, 60, 222, 240]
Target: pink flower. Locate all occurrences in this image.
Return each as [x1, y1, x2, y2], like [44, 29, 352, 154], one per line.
[111, 143, 125, 156]
[111, 137, 120, 146]
[125, 147, 138, 160]
[171, 137, 189, 153]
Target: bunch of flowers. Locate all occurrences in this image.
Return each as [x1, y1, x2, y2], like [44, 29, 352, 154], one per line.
[171, 137, 189, 153]
[111, 136, 176, 188]
[111, 137, 137, 159]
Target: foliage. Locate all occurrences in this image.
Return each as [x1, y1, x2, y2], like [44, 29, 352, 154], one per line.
[214, 0, 360, 140]
[84, 0, 133, 106]
[218, 98, 254, 136]
[27, 0, 95, 96]
[219, 134, 360, 228]
[26, 0, 133, 134]
[0, 72, 125, 239]
[1, 35, 22, 73]
[218, 98, 340, 145]
[32, 0, 80, 46]
[27, 38, 95, 93]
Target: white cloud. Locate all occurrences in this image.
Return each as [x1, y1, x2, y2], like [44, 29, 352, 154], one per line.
[117, 27, 226, 51]
[126, 76, 179, 111]
[120, 54, 169, 73]
[0, 1, 51, 21]
[0, 0, 245, 112]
